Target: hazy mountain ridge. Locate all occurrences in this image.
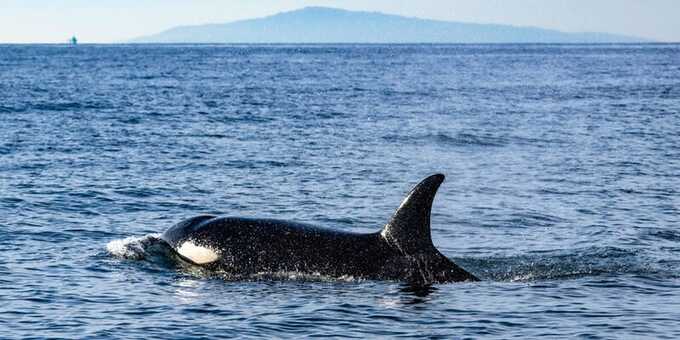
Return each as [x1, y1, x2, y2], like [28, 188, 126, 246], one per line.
[132, 6, 649, 43]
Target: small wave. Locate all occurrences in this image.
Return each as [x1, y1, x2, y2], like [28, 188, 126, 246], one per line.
[465, 246, 664, 282]
[383, 132, 507, 148]
[383, 131, 564, 149]
[31, 102, 83, 111]
[643, 228, 680, 242]
[502, 211, 568, 228]
[0, 105, 23, 113]
[436, 132, 507, 147]
[29, 100, 113, 112]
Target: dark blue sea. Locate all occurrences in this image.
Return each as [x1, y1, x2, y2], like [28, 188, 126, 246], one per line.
[1, 44, 679, 338]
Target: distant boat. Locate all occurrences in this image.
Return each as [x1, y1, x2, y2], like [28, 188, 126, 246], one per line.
[70, 36, 78, 45]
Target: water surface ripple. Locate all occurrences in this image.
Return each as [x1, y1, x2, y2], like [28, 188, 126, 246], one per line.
[1, 44, 679, 338]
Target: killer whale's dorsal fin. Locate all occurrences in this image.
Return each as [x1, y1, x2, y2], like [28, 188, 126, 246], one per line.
[381, 174, 445, 255]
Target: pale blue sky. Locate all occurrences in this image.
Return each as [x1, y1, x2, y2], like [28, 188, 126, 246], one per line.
[1, 0, 678, 43]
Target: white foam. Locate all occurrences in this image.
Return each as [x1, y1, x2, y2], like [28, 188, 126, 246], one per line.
[106, 233, 161, 260]
[177, 241, 219, 264]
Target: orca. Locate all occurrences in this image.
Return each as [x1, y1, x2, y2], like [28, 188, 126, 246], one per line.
[161, 174, 478, 284]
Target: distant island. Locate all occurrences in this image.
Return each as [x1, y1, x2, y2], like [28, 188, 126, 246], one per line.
[131, 6, 649, 44]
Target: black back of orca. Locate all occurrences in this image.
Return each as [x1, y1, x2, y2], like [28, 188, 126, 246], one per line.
[161, 174, 479, 283]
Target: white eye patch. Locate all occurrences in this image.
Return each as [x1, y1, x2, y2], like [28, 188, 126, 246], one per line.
[177, 241, 219, 264]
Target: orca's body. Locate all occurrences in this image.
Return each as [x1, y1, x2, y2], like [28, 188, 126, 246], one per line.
[161, 174, 478, 283]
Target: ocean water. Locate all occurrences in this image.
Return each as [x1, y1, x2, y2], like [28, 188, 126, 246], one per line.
[1, 44, 679, 338]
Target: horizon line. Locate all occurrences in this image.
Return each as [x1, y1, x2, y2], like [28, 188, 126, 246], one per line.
[3, 42, 679, 45]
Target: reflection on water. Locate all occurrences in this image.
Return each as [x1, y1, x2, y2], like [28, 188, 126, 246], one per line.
[399, 284, 438, 304]
[174, 279, 203, 304]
